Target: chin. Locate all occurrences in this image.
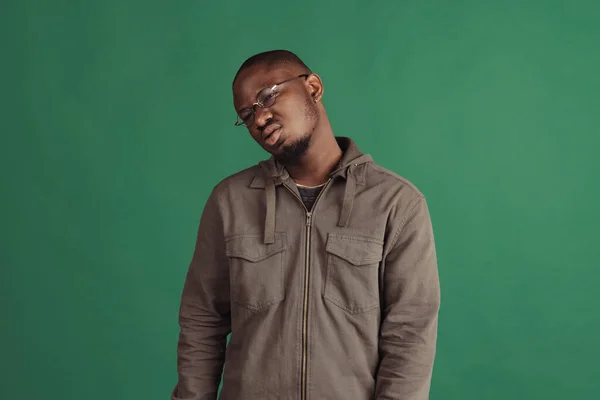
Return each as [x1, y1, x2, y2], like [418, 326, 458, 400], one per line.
[272, 134, 312, 165]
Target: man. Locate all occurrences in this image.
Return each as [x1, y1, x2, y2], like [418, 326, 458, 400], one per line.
[172, 50, 440, 400]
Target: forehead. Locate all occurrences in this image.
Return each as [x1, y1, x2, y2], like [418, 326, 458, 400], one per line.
[232, 65, 299, 109]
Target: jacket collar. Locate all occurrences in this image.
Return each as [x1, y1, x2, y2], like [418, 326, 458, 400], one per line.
[249, 136, 373, 189]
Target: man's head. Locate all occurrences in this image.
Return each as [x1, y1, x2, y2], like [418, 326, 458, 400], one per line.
[232, 50, 326, 165]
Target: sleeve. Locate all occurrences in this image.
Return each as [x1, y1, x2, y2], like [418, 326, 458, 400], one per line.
[374, 195, 441, 400]
[171, 188, 231, 400]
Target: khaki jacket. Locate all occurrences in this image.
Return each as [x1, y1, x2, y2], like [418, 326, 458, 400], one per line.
[172, 137, 440, 400]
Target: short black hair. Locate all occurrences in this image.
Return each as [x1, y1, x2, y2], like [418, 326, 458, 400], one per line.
[233, 49, 312, 86]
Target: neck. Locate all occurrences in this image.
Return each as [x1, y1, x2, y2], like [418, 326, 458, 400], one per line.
[285, 123, 342, 187]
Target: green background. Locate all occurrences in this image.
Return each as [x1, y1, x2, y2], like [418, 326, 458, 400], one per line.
[2, 1, 599, 399]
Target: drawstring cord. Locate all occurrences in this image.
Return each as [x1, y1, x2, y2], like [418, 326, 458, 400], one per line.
[338, 164, 357, 227]
[264, 178, 276, 244]
[264, 162, 360, 242]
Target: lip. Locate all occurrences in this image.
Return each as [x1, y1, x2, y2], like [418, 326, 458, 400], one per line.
[262, 123, 282, 143]
[264, 127, 281, 146]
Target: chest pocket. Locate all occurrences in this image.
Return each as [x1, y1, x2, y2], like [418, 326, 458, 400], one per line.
[225, 232, 286, 313]
[323, 233, 383, 314]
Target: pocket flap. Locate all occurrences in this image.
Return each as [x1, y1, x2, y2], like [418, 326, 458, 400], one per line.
[225, 233, 286, 262]
[326, 233, 383, 266]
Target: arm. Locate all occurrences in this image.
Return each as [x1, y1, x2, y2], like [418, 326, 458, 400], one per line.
[375, 195, 441, 400]
[171, 189, 231, 400]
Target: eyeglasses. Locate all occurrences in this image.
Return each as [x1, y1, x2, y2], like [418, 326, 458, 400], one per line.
[235, 74, 309, 126]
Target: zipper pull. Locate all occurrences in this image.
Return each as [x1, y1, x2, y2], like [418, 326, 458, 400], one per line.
[306, 212, 312, 227]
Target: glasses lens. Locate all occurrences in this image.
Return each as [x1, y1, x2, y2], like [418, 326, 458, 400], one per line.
[258, 89, 277, 108]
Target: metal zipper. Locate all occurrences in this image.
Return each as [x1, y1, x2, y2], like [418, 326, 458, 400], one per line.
[301, 210, 312, 400]
[283, 180, 331, 400]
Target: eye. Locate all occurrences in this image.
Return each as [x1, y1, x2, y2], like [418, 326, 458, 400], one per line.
[239, 109, 252, 121]
[260, 91, 279, 106]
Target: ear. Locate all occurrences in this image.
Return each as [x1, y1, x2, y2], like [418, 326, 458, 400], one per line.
[306, 73, 324, 102]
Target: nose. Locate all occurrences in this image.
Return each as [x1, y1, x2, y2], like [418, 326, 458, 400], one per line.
[254, 106, 273, 129]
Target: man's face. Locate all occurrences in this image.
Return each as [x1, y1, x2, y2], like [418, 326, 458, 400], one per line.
[232, 65, 320, 164]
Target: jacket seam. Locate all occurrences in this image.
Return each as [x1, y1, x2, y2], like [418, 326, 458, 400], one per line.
[328, 233, 384, 244]
[387, 194, 424, 253]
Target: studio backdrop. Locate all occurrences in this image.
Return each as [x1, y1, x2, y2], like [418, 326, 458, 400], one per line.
[2, 1, 599, 399]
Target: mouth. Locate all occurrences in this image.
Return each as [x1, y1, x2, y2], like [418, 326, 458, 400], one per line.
[262, 123, 282, 146]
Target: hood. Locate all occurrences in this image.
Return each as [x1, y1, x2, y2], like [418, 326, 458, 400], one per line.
[255, 137, 373, 244]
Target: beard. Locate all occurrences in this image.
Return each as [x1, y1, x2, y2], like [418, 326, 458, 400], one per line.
[273, 98, 318, 166]
[274, 134, 311, 166]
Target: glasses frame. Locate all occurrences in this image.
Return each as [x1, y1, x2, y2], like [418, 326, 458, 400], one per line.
[235, 74, 309, 126]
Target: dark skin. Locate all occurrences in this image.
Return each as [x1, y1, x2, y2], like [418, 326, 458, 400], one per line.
[232, 65, 342, 187]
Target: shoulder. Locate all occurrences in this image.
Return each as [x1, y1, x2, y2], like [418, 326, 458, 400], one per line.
[365, 161, 425, 200]
[209, 164, 263, 198]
